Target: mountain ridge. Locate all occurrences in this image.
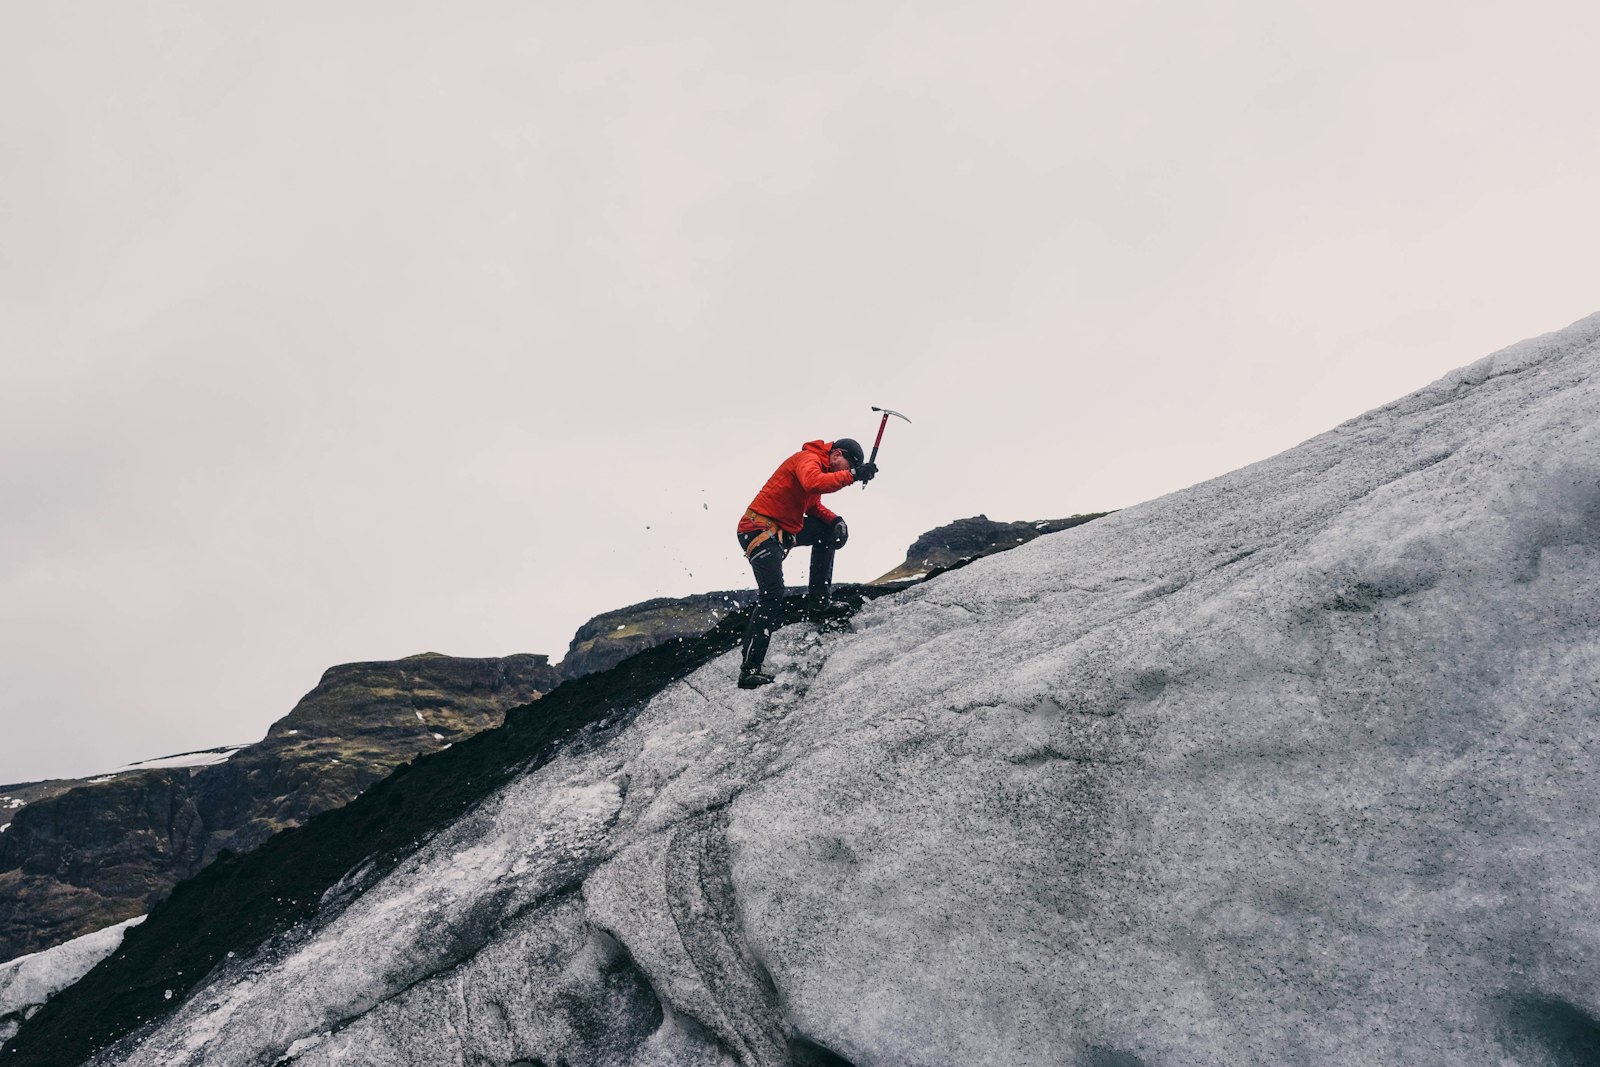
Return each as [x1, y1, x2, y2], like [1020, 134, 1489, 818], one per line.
[0, 653, 558, 963]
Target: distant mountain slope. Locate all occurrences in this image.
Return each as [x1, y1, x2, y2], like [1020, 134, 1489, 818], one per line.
[0, 653, 557, 962]
[20, 312, 1599, 1067]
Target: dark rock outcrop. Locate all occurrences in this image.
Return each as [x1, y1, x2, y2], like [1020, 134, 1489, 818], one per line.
[0, 653, 557, 963]
[558, 592, 756, 681]
[871, 512, 1109, 583]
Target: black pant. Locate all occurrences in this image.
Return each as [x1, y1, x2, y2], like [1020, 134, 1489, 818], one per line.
[737, 516, 836, 676]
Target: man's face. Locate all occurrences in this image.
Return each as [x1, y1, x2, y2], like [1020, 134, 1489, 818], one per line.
[828, 448, 852, 473]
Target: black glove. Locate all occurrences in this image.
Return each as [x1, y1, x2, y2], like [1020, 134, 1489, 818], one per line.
[852, 462, 878, 484]
[827, 518, 849, 549]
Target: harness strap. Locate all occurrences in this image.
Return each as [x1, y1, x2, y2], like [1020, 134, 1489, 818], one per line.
[742, 508, 788, 558]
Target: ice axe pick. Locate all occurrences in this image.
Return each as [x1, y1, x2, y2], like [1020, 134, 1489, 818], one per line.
[862, 406, 911, 489]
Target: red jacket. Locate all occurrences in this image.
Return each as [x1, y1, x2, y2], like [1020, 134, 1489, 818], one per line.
[739, 440, 856, 534]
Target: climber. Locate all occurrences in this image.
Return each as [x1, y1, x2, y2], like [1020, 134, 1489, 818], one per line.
[735, 438, 878, 689]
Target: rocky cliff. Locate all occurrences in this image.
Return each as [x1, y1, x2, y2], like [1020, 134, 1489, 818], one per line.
[558, 592, 757, 681]
[0, 653, 557, 963]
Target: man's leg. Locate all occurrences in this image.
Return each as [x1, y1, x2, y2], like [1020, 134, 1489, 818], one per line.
[795, 516, 836, 601]
[808, 543, 835, 599]
[738, 534, 786, 686]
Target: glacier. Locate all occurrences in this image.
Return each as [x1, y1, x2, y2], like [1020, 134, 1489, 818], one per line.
[73, 314, 1600, 1065]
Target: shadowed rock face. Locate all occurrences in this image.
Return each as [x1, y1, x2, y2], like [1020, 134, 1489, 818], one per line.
[872, 513, 1109, 583]
[0, 773, 201, 962]
[559, 592, 757, 681]
[195, 653, 560, 859]
[0, 653, 557, 963]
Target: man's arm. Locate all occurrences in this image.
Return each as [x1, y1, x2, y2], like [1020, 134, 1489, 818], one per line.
[795, 456, 855, 496]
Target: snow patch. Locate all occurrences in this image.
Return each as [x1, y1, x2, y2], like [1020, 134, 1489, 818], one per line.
[1, 916, 146, 1051]
[115, 747, 247, 772]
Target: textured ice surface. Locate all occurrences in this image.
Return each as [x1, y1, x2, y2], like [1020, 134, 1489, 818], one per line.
[0, 917, 143, 1050]
[101, 314, 1600, 1066]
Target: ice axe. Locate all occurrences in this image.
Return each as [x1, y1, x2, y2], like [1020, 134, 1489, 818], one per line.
[862, 406, 911, 488]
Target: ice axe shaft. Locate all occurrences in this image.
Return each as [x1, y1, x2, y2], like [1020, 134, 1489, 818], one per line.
[868, 406, 911, 462]
[863, 406, 911, 488]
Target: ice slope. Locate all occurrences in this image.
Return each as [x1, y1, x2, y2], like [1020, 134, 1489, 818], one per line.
[99, 314, 1600, 1066]
[0, 917, 143, 1050]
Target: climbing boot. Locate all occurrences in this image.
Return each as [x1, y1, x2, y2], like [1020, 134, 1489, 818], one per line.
[806, 597, 853, 633]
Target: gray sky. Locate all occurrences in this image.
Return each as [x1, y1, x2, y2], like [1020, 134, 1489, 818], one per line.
[3, 1, 1596, 785]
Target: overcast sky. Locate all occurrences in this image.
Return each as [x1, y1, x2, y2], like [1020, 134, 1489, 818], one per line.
[3, 2, 1596, 784]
